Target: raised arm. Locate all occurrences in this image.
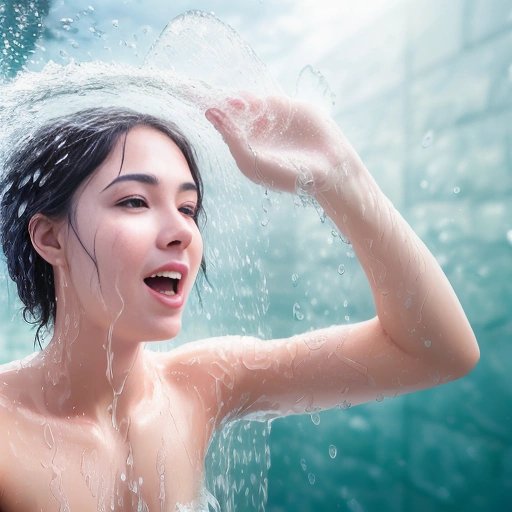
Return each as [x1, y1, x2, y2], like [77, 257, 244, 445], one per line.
[177, 95, 480, 424]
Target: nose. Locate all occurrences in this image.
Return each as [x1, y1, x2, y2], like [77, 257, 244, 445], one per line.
[156, 209, 194, 251]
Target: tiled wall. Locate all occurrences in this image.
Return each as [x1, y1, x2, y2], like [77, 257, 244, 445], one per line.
[267, 1, 512, 511]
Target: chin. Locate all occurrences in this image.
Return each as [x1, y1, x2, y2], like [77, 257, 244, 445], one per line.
[145, 320, 183, 342]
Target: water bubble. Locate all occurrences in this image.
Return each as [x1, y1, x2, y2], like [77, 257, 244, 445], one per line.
[300, 458, 307, 471]
[310, 413, 320, 425]
[261, 195, 271, 213]
[293, 302, 304, 321]
[112, 19, 119, 28]
[307, 472, 316, 485]
[291, 273, 300, 287]
[376, 393, 384, 402]
[338, 400, 352, 410]
[337, 264, 345, 275]
[60, 17, 74, 30]
[329, 444, 337, 459]
[453, 186, 461, 194]
[424, 339, 432, 348]
[422, 130, 434, 148]
[260, 217, 269, 227]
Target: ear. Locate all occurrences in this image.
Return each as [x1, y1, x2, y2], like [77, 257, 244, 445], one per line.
[28, 213, 67, 267]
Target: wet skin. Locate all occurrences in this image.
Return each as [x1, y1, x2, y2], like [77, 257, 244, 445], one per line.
[0, 97, 479, 510]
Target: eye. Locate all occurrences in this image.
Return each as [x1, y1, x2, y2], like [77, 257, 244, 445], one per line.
[179, 203, 198, 218]
[117, 196, 148, 209]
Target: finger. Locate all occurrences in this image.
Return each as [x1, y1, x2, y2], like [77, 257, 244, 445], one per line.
[205, 108, 247, 155]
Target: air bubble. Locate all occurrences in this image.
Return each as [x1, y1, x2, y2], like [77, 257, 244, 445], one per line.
[420, 179, 429, 189]
[376, 393, 384, 402]
[329, 444, 337, 459]
[506, 230, 512, 245]
[424, 339, 432, 348]
[337, 264, 345, 275]
[308, 472, 316, 485]
[120, 472, 126, 482]
[293, 302, 304, 321]
[453, 186, 460, 194]
[310, 413, 320, 425]
[300, 458, 307, 471]
[291, 273, 299, 287]
[112, 19, 119, 28]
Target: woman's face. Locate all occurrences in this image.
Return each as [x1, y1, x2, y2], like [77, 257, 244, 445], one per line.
[59, 125, 203, 343]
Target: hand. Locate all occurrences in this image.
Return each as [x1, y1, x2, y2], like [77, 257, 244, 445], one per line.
[205, 94, 350, 194]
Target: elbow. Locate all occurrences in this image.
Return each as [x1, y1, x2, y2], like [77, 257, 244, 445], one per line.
[445, 334, 480, 381]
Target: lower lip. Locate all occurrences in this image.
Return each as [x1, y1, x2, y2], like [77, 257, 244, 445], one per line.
[145, 284, 185, 309]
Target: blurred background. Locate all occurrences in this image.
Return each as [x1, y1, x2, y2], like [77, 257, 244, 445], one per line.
[1, 0, 511, 511]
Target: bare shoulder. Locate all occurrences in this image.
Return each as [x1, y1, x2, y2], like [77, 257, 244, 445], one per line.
[152, 336, 254, 426]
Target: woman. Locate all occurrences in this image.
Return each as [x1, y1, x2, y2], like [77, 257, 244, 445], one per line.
[0, 94, 479, 511]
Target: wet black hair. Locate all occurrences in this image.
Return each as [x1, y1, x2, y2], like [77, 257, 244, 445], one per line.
[0, 107, 207, 349]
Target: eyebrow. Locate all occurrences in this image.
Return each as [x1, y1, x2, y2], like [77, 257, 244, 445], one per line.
[101, 173, 198, 194]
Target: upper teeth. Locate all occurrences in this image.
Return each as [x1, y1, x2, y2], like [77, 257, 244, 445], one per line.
[150, 271, 182, 279]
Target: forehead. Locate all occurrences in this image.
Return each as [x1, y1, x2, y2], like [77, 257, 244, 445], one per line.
[89, 125, 193, 189]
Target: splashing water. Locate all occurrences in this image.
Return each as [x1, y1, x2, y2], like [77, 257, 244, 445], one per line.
[0, 10, 346, 512]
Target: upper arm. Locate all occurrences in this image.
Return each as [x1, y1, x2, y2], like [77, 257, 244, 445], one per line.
[225, 317, 453, 421]
[168, 317, 460, 426]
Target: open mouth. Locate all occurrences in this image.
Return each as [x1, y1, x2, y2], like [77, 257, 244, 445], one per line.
[144, 270, 182, 296]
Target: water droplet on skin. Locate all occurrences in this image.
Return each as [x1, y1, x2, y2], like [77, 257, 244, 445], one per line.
[338, 400, 351, 410]
[304, 335, 327, 350]
[329, 444, 337, 459]
[43, 423, 54, 449]
[310, 413, 320, 425]
[308, 472, 316, 485]
[424, 339, 432, 348]
[120, 472, 126, 482]
[293, 302, 304, 320]
[337, 264, 345, 275]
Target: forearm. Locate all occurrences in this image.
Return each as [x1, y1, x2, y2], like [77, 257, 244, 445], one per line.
[314, 148, 479, 377]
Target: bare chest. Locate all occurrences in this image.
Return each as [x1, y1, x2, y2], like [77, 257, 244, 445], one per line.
[1, 399, 211, 511]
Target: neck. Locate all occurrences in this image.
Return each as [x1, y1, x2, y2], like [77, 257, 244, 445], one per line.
[36, 310, 152, 432]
